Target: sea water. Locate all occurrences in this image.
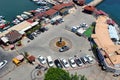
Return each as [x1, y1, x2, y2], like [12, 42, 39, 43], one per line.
[0, 0, 120, 26]
[97, 0, 120, 26]
[0, 0, 39, 21]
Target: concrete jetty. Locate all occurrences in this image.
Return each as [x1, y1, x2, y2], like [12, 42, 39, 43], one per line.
[87, 0, 103, 6]
[82, 0, 103, 8]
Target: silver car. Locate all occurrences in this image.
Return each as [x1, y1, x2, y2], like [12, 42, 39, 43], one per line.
[38, 55, 46, 64]
[68, 57, 77, 68]
[60, 58, 69, 68]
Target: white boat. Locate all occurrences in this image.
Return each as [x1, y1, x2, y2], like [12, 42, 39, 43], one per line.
[36, 1, 47, 5]
[21, 14, 29, 20]
[12, 19, 20, 25]
[33, 0, 39, 2]
[0, 16, 4, 20]
[23, 11, 33, 17]
[42, 6, 50, 10]
[17, 15, 24, 21]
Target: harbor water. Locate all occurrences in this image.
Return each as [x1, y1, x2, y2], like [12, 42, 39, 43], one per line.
[0, 0, 39, 21]
[0, 0, 120, 26]
[96, 0, 120, 26]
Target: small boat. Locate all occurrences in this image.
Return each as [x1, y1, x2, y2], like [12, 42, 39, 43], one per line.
[17, 15, 24, 21]
[21, 14, 29, 20]
[42, 6, 50, 10]
[36, 1, 47, 5]
[35, 8, 45, 12]
[23, 11, 33, 17]
[0, 16, 4, 19]
[12, 19, 21, 25]
[0, 24, 5, 29]
[32, 0, 39, 2]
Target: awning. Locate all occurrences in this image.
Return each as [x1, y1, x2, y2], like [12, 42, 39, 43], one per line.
[19, 30, 25, 35]
[16, 55, 24, 61]
[9, 45, 15, 49]
[1, 36, 9, 43]
[31, 22, 39, 27]
[21, 26, 32, 32]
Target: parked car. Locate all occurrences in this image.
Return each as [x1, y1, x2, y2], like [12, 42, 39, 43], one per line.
[85, 55, 93, 63]
[74, 57, 83, 67]
[38, 55, 46, 64]
[35, 30, 41, 34]
[68, 57, 77, 68]
[31, 32, 37, 37]
[59, 46, 69, 52]
[0, 60, 8, 69]
[60, 58, 69, 68]
[27, 34, 34, 40]
[54, 59, 63, 68]
[80, 56, 88, 64]
[39, 27, 48, 32]
[47, 56, 54, 67]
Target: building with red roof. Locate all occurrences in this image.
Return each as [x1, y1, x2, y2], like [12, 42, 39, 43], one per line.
[52, 2, 75, 16]
[83, 6, 96, 14]
[45, 9, 59, 19]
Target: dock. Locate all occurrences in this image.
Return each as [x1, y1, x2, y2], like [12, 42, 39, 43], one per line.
[82, 0, 103, 8]
[87, 0, 103, 6]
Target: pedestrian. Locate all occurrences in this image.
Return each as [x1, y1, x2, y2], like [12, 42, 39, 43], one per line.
[74, 55, 77, 57]
[27, 40, 30, 43]
[80, 50, 81, 52]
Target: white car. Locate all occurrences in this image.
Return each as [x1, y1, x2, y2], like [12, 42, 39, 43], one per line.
[0, 60, 8, 69]
[61, 59, 69, 68]
[47, 56, 54, 67]
[68, 57, 77, 68]
[38, 56, 46, 64]
[85, 55, 94, 63]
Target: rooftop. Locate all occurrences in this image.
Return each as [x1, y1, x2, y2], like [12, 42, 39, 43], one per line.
[52, 2, 74, 11]
[45, 9, 58, 16]
[92, 16, 120, 65]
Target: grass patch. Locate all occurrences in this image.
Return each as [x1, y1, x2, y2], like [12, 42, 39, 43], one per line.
[83, 26, 94, 37]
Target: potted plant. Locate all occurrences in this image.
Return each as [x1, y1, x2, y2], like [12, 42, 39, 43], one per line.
[17, 40, 22, 46]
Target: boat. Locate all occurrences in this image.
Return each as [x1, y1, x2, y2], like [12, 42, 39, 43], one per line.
[23, 11, 33, 17]
[32, 0, 39, 2]
[42, 6, 50, 10]
[35, 8, 45, 13]
[0, 16, 4, 20]
[36, 1, 47, 5]
[17, 15, 24, 21]
[12, 19, 21, 25]
[21, 14, 29, 20]
[0, 17, 10, 29]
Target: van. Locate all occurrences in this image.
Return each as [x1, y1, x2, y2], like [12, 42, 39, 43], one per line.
[47, 56, 54, 67]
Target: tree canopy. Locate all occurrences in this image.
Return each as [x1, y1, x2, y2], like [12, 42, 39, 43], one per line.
[44, 67, 71, 80]
[44, 68, 87, 80]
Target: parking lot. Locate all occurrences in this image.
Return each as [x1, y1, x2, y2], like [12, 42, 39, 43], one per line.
[1, 6, 120, 80]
